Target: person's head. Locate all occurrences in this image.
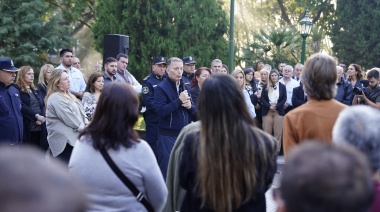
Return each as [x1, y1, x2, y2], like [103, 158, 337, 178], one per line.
[0, 58, 19, 86]
[269, 69, 280, 84]
[0, 146, 86, 212]
[277, 142, 374, 212]
[190, 67, 211, 89]
[166, 57, 183, 83]
[278, 62, 286, 72]
[210, 59, 222, 73]
[338, 62, 346, 72]
[104, 57, 117, 77]
[301, 53, 337, 100]
[282, 65, 293, 79]
[59, 49, 73, 68]
[260, 68, 269, 83]
[231, 69, 245, 89]
[72, 57, 81, 70]
[333, 105, 380, 174]
[220, 64, 228, 74]
[152, 56, 167, 77]
[366, 69, 380, 89]
[244, 67, 254, 83]
[85, 72, 104, 93]
[45, 69, 72, 103]
[256, 60, 264, 71]
[197, 74, 276, 211]
[116, 53, 128, 71]
[38, 64, 54, 86]
[16, 66, 36, 92]
[336, 66, 344, 83]
[347, 63, 363, 80]
[182, 56, 196, 75]
[94, 63, 101, 73]
[293, 63, 303, 78]
[80, 82, 139, 150]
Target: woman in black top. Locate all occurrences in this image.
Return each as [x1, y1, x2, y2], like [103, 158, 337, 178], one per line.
[16, 66, 47, 149]
[180, 74, 277, 212]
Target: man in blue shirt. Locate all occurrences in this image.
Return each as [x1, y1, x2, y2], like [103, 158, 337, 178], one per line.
[141, 56, 167, 156]
[0, 58, 23, 144]
[154, 57, 196, 179]
[102, 57, 118, 86]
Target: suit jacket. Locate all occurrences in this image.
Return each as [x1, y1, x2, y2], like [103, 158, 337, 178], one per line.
[292, 85, 307, 108]
[261, 83, 287, 116]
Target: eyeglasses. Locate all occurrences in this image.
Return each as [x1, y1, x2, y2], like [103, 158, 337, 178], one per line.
[73, 62, 80, 65]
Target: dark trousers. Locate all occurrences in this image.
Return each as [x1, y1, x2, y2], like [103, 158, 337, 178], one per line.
[145, 122, 159, 157]
[56, 144, 73, 164]
[157, 135, 176, 180]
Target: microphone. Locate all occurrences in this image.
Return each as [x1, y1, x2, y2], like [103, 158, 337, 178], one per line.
[179, 79, 186, 92]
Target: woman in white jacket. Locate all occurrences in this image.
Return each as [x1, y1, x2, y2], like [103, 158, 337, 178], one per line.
[232, 69, 256, 118]
[45, 69, 87, 163]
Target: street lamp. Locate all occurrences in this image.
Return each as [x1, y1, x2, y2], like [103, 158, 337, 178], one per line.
[299, 8, 313, 64]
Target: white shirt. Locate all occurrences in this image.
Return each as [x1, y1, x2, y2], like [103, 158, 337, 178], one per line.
[279, 78, 300, 106]
[268, 83, 280, 105]
[56, 64, 86, 93]
[243, 89, 256, 118]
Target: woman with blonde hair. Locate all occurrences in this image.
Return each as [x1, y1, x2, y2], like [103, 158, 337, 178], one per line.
[261, 69, 287, 151]
[45, 69, 87, 163]
[15, 66, 47, 149]
[231, 69, 256, 118]
[37, 64, 54, 98]
[179, 74, 277, 211]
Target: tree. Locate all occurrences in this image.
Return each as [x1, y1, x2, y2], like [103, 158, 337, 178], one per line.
[92, 0, 229, 81]
[0, 0, 73, 69]
[241, 28, 302, 67]
[330, 0, 380, 68]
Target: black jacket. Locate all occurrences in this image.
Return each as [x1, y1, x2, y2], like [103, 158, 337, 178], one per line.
[261, 83, 287, 116]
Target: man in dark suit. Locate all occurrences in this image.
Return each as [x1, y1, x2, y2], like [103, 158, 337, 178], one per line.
[292, 83, 307, 108]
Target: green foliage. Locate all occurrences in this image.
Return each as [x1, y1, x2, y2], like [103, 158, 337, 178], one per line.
[241, 28, 302, 68]
[0, 0, 73, 70]
[330, 0, 380, 68]
[92, 0, 229, 81]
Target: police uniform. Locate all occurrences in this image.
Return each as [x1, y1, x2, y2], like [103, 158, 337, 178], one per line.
[0, 58, 23, 144]
[182, 56, 196, 90]
[141, 72, 165, 155]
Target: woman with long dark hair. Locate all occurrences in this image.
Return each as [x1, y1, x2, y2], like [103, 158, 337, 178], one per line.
[81, 72, 104, 121]
[69, 82, 167, 211]
[179, 74, 277, 212]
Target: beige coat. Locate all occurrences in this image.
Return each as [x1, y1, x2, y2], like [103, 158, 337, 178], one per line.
[46, 92, 86, 157]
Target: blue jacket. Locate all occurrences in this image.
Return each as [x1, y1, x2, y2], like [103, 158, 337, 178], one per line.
[334, 79, 352, 105]
[0, 83, 23, 144]
[261, 83, 287, 116]
[181, 73, 193, 90]
[292, 85, 307, 108]
[142, 73, 165, 123]
[154, 77, 196, 136]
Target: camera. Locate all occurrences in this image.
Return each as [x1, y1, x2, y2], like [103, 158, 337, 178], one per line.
[353, 86, 370, 96]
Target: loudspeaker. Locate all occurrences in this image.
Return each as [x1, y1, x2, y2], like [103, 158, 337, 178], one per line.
[103, 34, 129, 65]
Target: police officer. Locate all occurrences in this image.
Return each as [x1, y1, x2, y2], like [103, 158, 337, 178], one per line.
[0, 58, 23, 144]
[182, 56, 196, 89]
[141, 56, 167, 155]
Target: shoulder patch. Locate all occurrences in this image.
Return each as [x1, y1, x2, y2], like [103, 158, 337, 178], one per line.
[142, 86, 149, 94]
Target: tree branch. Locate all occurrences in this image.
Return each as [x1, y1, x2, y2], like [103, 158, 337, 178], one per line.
[276, 0, 293, 27]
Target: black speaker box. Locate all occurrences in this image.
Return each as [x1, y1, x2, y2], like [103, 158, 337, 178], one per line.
[103, 34, 129, 65]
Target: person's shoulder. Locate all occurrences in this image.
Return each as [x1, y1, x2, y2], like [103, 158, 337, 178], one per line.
[143, 75, 150, 81]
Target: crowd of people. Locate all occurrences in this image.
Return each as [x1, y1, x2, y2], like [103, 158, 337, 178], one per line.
[0, 49, 379, 211]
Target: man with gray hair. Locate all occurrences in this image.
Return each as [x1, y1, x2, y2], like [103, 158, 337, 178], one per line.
[283, 53, 347, 157]
[210, 59, 223, 74]
[293, 63, 303, 81]
[154, 57, 196, 179]
[334, 66, 352, 105]
[279, 65, 300, 113]
[333, 105, 380, 211]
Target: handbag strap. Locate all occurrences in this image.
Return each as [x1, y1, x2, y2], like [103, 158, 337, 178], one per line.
[100, 148, 154, 212]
